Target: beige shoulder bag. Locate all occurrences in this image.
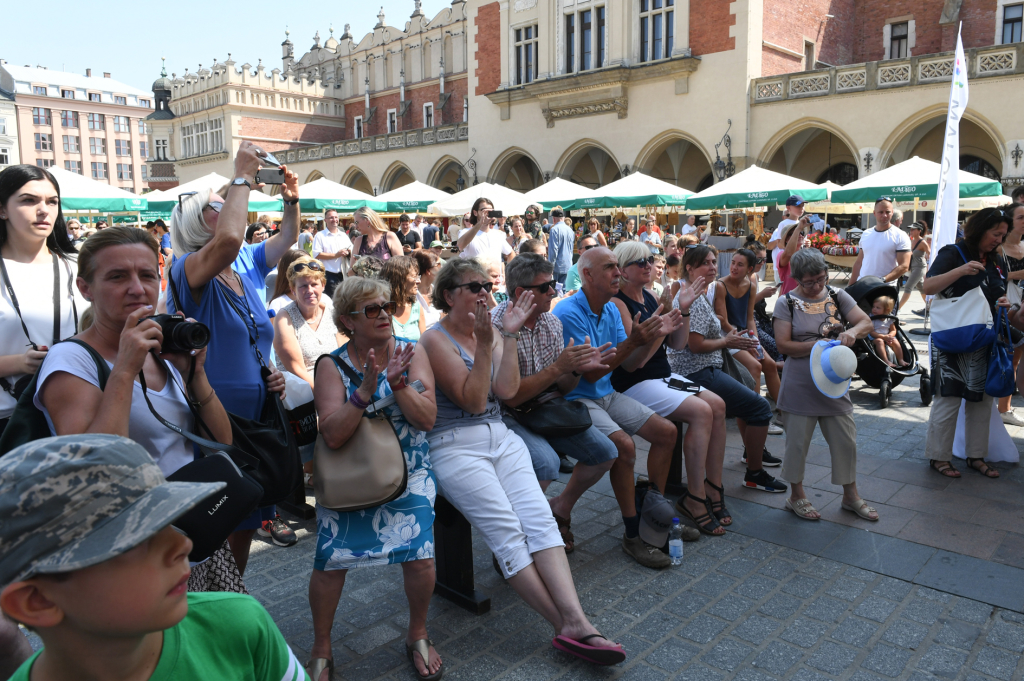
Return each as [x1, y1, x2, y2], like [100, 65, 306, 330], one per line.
[312, 354, 408, 512]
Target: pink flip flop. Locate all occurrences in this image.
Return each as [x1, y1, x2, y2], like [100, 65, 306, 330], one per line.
[552, 634, 626, 666]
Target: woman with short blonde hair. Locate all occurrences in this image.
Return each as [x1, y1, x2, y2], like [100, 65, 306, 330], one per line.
[273, 255, 340, 388]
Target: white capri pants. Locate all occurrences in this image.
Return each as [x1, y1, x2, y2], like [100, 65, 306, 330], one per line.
[427, 421, 564, 579]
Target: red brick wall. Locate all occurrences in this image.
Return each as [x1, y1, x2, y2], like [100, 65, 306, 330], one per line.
[337, 79, 467, 138]
[851, 0, 997, 63]
[238, 117, 345, 152]
[475, 2, 501, 95]
[690, 0, 736, 55]
[761, 0, 855, 74]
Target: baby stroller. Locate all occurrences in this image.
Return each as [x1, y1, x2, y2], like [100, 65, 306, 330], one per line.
[842, 276, 931, 408]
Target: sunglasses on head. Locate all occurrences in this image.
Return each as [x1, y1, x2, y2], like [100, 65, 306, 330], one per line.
[347, 301, 398, 318]
[292, 261, 324, 274]
[453, 281, 494, 294]
[626, 256, 656, 269]
[521, 279, 557, 294]
[875, 196, 894, 204]
[177, 191, 199, 211]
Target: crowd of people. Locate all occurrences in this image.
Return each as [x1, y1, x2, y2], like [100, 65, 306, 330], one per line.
[1, 143, 1024, 681]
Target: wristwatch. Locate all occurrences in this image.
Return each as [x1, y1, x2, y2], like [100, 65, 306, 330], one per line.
[500, 330, 520, 340]
[230, 177, 251, 190]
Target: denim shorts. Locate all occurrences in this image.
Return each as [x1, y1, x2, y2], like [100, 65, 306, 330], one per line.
[684, 366, 773, 426]
[503, 416, 618, 481]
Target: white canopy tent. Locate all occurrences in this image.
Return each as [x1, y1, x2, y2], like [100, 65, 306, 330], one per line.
[145, 172, 282, 212]
[580, 172, 693, 209]
[522, 178, 598, 210]
[426, 182, 531, 217]
[374, 181, 453, 213]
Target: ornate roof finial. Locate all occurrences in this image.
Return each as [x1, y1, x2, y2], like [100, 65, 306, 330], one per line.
[342, 23, 352, 39]
[376, 7, 386, 28]
[329, 24, 334, 36]
[313, 30, 321, 47]
[160, 57, 167, 77]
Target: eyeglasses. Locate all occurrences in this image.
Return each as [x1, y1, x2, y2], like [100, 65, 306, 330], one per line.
[453, 281, 494, 294]
[291, 261, 324, 274]
[626, 256, 656, 269]
[347, 301, 398, 318]
[799, 274, 829, 288]
[581, 243, 600, 251]
[521, 279, 556, 294]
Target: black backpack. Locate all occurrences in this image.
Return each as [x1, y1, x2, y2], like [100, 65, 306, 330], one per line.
[0, 340, 109, 455]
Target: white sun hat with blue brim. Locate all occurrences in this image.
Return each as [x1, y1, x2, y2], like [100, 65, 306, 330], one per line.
[810, 340, 858, 398]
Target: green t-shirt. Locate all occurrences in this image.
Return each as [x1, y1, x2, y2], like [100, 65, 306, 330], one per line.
[11, 593, 309, 681]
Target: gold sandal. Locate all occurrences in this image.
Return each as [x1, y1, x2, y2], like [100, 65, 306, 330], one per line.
[306, 658, 333, 681]
[406, 639, 443, 680]
[841, 498, 879, 521]
[785, 498, 820, 521]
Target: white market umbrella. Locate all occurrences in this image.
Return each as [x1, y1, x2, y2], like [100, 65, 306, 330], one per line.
[684, 166, 826, 210]
[830, 156, 1003, 203]
[297, 178, 385, 212]
[374, 181, 452, 213]
[581, 172, 692, 209]
[523, 178, 598, 210]
[426, 182, 531, 217]
[47, 166, 148, 212]
[147, 173, 282, 213]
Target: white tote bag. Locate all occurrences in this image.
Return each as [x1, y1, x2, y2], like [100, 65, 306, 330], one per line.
[930, 286, 995, 354]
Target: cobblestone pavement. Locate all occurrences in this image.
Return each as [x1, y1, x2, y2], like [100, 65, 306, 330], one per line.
[248, 488, 1024, 681]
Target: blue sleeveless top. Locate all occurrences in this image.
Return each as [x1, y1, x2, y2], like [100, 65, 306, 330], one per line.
[429, 322, 503, 432]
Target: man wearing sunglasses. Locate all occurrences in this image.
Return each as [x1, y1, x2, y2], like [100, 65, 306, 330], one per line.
[553, 247, 686, 569]
[849, 197, 911, 288]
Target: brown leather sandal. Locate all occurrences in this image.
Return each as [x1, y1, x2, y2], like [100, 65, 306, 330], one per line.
[966, 458, 1000, 478]
[552, 511, 575, 553]
[929, 460, 961, 478]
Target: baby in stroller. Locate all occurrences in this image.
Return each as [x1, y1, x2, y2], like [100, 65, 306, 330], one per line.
[868, 295, 909, 368]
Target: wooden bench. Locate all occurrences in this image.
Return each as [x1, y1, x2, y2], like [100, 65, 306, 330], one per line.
[433, 495, 492, 615]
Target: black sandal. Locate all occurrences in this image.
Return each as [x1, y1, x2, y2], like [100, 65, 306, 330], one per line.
[675, 492, 724, 536]
[929, 460, 961, 478]
[704, 479, 732, 526]
[966, 458, 1000, 478]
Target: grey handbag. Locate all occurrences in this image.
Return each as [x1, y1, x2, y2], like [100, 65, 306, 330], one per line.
[719, 348, 757, 392]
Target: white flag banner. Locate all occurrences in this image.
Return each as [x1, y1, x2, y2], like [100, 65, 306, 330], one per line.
[930, 25, 969, 267]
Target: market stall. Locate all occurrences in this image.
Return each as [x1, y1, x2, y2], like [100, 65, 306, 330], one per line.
[374, 181, 452, 214]
[523, 178, 598, 211]
[427, 182, 531, 217]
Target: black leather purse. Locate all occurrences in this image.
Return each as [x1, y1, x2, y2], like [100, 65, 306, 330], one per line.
[510, 394, 592, 439]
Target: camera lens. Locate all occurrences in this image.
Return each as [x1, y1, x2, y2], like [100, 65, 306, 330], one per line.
[171, 321, 210, 350]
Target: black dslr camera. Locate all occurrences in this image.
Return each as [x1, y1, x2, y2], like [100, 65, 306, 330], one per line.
[145, 315, 210, 354]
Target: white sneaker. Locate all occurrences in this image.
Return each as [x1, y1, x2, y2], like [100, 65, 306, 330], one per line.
[1001, 409, 1024, 427]
[768, 420, 784, 435]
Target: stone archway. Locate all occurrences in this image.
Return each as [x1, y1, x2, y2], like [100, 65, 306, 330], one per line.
[882, 113, 1004, 178]
[763, 125, 860, 184]
[427, 155, 466, 193]
[634, 131, 715, 191]
[488, 148, 544, 191]
[340, 166, 374, 195]
[380, 162, 415, 193]
[554, 140, 622, 189]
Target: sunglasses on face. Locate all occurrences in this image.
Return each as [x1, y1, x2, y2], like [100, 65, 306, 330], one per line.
[347, 301, 398, 318]
[521, 279, 557, 294]
[453, 281, 494, 294]
[755, 257, 766, 265]
[626, 256, 656, 269]
[581, 243, 600, 251]
[291, 261, 324, 274]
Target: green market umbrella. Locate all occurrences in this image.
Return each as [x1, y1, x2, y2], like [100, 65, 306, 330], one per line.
[374, 181, 452, 213]
[684, 166, 827, 210]
[298, 178, 385, 212]
[523, 178, 598, 210]
[830, 156, 1003, 203]
[48, 167, 148, 212]
[579, 172, 692, 209]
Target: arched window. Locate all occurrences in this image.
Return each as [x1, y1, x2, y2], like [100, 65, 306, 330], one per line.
[815, 162, 859, 186]
[960, 155, 1000, 181]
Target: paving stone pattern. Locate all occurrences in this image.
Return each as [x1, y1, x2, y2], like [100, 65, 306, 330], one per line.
[248, 493, 1024, 681]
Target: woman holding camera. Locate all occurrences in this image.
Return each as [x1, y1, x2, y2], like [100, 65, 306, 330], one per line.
[0, 165, 86, 434]
[167, 141, 293, 568]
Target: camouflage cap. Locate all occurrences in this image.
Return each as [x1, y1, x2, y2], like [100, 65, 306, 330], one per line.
[0, 434, 225, 588]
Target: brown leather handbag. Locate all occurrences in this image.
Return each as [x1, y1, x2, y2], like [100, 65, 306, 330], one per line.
[312, 354, 408, 512]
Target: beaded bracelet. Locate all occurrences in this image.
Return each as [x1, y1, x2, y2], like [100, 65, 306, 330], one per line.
[349, 392, 370, 410]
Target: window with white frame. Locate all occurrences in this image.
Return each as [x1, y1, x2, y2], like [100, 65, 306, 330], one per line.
[91, 162, 107, 179]
[116, 163, 133, 181]
[0, 119, 5, 134]
[423, 103, 433, 129]
[463, 97, 468, 123]
[34, 133, 52, 151]
[62, 135, 80, 153]
[515, 24, 539, 84]
[181, 124, 194, 158]
[387, 109, 398, 133]
[113, 116, 130, 133]
[1004, 4, 1023, 43]
[61, 89, 74, 99]
[114, 96, 126, 105]
[196, 121, 208, 155]
[89, 137, 106, 155]
[139, 141, 148, 158]
[209, 118, 223, 152]
[639, 0, 673, 63]
[32, 86, 46, 96]
[0, 148, 8, 165]
[88, 92, 101, 102]
[138, 120, 147, 135]
[354, 116, 363, 139]
[890, 22, 909, 58]
[64, 160, 82, 174]
[155, 139, 168, 160]
[141, 165, 149, 181]
[36, 159, 54, 168]
[115, 140, 132, 156]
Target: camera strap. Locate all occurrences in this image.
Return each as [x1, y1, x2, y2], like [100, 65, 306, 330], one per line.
[0, 254, 78, 396]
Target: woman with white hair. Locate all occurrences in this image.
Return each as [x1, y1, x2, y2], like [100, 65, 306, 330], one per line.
[166, 141, 295, 568]
[350, 206, 403, 262]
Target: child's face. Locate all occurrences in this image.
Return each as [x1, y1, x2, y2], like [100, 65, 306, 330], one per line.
[37, 525, 192, 636]
[871, 300, 887, 316]
[653, 263, 665, 279]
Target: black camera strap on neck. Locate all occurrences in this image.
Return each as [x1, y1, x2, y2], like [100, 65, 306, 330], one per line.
[0, 254, 79, 396]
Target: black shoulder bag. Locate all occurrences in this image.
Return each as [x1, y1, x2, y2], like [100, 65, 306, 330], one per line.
[0, 254, 79, 398]
[0, 339, 105, 454]
[166, 268, 301, 507]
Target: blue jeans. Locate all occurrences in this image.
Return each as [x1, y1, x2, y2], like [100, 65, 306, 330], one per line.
[502, 416, 618, 482]
[684, 366, 773, 426]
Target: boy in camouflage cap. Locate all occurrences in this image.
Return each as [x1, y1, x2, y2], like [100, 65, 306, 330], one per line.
[0, 434, 309, 681]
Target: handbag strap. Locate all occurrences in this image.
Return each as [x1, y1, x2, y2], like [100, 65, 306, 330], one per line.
[136, 362, 262, 472]
[314, 352, 381, 412]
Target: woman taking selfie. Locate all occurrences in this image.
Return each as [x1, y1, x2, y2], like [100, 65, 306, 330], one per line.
[167, 141, 294, 567]
[309, 276, 440, 681]
[0, 165, 85, 434]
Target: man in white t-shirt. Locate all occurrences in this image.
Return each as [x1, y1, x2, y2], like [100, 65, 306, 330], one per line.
[311, 209, 353, 296]
[457, 199, 515, 264]
[680, 215, 698, 236]
[768, 195, 806, 270]
[849, 198, 911, 285]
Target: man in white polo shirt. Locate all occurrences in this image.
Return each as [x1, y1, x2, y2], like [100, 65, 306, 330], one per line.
[849, 198, 911, 286]
[311, 208, 353, 296]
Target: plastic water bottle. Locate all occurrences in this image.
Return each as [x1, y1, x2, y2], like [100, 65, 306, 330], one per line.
[669, 518, 684, 566]
[748, 329, 764, 360]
